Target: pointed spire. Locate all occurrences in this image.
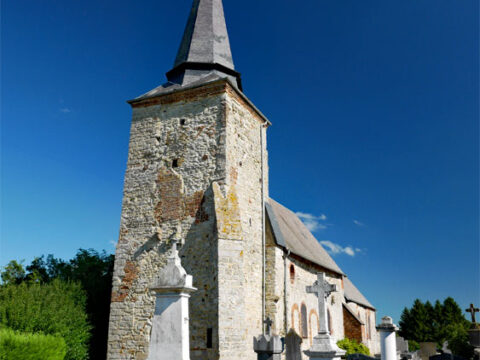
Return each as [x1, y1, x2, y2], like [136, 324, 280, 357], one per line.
[166, 0, 242, 90]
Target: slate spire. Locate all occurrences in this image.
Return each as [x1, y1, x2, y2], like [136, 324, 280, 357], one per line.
[166, 0, 242, 90]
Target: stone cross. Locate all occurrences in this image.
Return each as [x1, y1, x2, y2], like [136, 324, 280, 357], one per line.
[466, 304, 479, 323]
[264, 317, 273, 336]
[306, 273, 337, 335]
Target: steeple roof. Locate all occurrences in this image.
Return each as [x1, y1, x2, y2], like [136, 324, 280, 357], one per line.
[166, 0, 242, 90]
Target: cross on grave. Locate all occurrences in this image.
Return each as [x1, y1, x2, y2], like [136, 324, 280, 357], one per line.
[466, 303, 479, 324]
[264, 317, 273, 336]
[306, 273, 337, 336]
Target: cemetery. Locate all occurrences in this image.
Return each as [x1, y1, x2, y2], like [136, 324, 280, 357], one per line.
[0, 0, 477, 360]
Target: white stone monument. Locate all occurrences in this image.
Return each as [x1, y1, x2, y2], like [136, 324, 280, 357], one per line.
[304, 273, 346, 360]
[376, 316, 399, 360]
[147, 239, 197, 360]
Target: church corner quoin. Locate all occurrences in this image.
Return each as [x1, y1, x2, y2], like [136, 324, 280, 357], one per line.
[106, 0, 380, 359]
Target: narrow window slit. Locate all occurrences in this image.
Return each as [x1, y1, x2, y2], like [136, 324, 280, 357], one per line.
[207, 328, 213, 348]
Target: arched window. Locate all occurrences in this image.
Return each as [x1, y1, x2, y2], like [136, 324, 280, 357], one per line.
[289, 264, 295, 284]
[301, 303, 308, 338]
[327, 309, 333, 335]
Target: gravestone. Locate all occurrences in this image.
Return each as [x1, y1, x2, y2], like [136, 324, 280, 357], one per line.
[254, 317, 284, 360]
[418, 342, 438, 360]
[466, 304, 479, 324]
[396, 336, 409, 355]
[286, 329, 303, 360]
[147, 239, 196, 360]
[303, 273, 346, 360]
[466, 303, 480, 360]
[376, 316, 398, 360]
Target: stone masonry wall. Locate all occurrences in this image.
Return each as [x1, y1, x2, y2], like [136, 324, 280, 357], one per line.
[108, 83, 227, 360]
[343, 306, 363, 343]
[265, 223, 345, 360]
[214, 86, 267, 359]
[346, 301, 380, 355]
[107, 80, 268, 360]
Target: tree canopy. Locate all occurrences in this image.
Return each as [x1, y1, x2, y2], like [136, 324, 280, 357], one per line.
[0, 279, 91, 360]
[1, 249, 114, 360]
[399, 298, 473, 358]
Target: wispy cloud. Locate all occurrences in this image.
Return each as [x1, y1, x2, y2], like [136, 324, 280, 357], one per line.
[296, 212, 328, 232]
[109, 239, 117, 249]
[353, 219, 365, 227]
[320, 240, 361, 257]
[59, 108, 72, 113]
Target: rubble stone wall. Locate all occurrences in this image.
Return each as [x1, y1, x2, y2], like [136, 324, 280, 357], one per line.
[107, 80, 267, 360]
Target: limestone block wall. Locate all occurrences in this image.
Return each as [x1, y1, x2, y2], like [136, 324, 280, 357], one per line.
[107, 80, 268, 360]
[265, 224, 345, 360]
[214, 87, 267, 360]
[265, 222, 286, 337]
[286, 257, 344, 350]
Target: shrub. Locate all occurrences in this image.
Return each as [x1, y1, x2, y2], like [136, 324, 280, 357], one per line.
[0, 328, 67, 360]
[2, 250, 114, 360]
[0, 279, 91, 360]
[408, 340, 420, 352]
[337, 338, 371, 355]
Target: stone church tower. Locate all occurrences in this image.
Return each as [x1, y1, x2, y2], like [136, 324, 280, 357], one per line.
[108, 0, 381, 359]
[107, 1, 270, 359]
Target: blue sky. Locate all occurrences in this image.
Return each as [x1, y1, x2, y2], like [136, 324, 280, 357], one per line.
[1, 0, 478, 322]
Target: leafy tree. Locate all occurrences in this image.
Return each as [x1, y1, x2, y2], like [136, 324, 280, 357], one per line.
[399, 298, 472, 358]
[1, 249, 115, 360]
[0, 279, 91, 360]
[399, 299, 434, 342]
[1, 260, 26, 285]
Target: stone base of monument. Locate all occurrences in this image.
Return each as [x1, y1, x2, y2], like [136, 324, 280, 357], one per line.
[253, 334, 283, 360]
[304, 333, 346, 360]
[469, 328, 480, 348]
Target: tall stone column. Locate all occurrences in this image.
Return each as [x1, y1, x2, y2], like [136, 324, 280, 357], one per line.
[304, 273, 346, 360]
[376, 316, 398, 360]
[147, 240, 197, 360]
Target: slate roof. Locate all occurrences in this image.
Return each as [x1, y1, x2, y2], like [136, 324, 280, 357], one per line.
[130, 0, 242, 102]
[173, 0, 235, 70]
[343, 277, 375, 310]
[266, 198, 344, 276]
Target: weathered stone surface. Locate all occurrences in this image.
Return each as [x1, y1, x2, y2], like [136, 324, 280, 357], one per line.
[107, 80, 267, 360]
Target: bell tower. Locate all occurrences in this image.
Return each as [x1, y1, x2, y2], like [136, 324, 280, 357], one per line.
[107, 1, 270, 359]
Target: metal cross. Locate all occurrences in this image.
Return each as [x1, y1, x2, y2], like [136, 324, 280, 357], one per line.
[306, 273, 337, 335]
[466, 303, 479, 324]
[264, 317, 273, 336]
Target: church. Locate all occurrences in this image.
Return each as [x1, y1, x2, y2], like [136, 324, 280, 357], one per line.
[107, 0, 380, 359]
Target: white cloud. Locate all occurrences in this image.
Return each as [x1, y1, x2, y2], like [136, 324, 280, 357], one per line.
[59, 108, 72, 113]
[353, 219, 365, 227]
[320, 241, 361, 257]
[109, 239, 117, 249]
[296, 212, 328, 232]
